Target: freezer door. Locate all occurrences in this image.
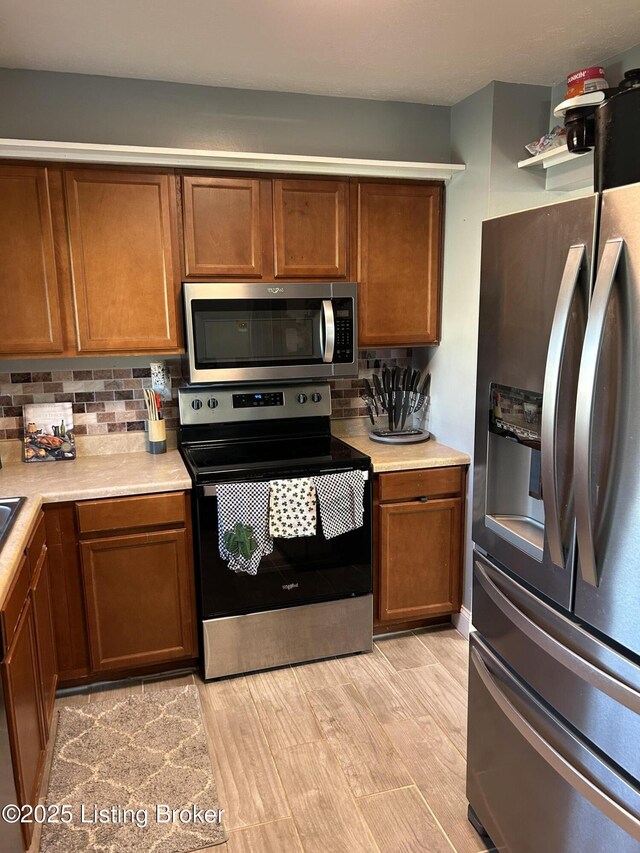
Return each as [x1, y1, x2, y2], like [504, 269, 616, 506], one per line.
[574, 182, 640, 656]
[473, 550, 640, 784]
[474, 195, 597, 608]
[467, 633, 640, 853]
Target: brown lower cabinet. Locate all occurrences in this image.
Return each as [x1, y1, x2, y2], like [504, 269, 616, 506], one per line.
[0, 514, 55, 850]
[374, 466, 465, 631]
[45, 491, 198, 684]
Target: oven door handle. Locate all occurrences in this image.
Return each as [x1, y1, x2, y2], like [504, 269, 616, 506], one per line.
[202, 469, 369, 497]
[322, 299, 336, 363]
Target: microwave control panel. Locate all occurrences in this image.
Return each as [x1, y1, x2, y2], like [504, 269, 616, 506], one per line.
[333, 298, 354, 363]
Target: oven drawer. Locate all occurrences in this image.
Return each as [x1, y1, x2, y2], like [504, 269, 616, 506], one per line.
[378, 466, 463, 502]
[76, 492, 186, 536]
[468, 634, 640, 853]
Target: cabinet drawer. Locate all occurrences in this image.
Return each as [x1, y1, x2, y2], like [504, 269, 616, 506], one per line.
[77, 492, 186, 536]
[26, 513, 46, 576]
[1, 555, 30, 652]
[378, 467, 463, 503]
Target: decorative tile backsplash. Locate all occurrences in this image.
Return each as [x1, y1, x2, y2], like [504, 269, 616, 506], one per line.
[0, 349, 411, 439]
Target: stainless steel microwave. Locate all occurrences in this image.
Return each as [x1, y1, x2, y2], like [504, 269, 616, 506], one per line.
[183, 281, 358, 384]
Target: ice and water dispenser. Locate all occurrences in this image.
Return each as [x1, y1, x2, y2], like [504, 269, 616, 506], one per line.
[484, 383, 545, 561]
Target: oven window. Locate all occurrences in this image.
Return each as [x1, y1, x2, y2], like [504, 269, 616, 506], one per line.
[192, 299, 324, 369]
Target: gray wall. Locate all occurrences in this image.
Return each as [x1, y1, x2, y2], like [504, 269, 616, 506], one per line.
[0, 68, 451, 162]
[419, 80, 557, 614]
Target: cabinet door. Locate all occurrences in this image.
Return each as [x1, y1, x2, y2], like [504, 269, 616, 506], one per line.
[31, 547, 58, 737]
[0, 165, 64, 355]
[273, 179, 348, 278]
[182, 176, 270, 277]
[355, 182, 443, 346]
[64, 169, 181, 352]
[44, 505, 91, 683]
[379, 497, 461, 623]
[2, 600, 46, 849]
[81, 529, 197, 672]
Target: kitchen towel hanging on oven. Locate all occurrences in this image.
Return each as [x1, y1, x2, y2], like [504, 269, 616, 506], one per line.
[216, 482, 273, 575]
[312, 470, 365, 539]
[269, 478, 317, 538]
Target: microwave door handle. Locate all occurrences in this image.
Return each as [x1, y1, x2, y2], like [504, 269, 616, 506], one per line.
[541, 244, 586, 569]
[574, 237, 624, 587]
[322, 299, 335, 363]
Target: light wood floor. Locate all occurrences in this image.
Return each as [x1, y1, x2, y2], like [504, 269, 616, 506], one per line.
[48, 627, 492, 853]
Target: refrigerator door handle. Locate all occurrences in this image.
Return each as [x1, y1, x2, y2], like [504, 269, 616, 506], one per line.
[574, 238, 624, 586]
[475, 557, 640, 714]
[541, 243, 586, 569]
[471, 645, 640, 841]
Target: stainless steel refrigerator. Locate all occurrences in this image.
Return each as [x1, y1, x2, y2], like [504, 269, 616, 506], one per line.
[468, 181, 640, 852]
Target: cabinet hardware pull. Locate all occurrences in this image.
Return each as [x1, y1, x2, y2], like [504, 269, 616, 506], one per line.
[418, 496, 429, 502]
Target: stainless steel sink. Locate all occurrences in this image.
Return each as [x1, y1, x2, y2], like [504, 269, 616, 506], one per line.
[0, 497, 26, 549]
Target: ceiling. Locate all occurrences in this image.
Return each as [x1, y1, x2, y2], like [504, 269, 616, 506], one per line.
[1, 0, 639, 105]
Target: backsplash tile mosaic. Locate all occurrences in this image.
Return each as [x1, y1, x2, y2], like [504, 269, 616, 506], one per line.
[0, 350, 412, 439]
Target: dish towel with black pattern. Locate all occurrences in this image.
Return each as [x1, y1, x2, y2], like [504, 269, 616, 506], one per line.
[216, 482, 273, 575]
[312, 470, 365, 539]
[269, 478, 317, 538]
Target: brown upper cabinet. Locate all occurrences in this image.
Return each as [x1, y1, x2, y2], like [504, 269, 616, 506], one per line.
[181, 174, 349, 281]
[64, 169, 182, 352]
[182, 176, 271, 277]
[353, 181, 443, 347]
[0, 166, 64, 357]
[273, 179, 348, 278]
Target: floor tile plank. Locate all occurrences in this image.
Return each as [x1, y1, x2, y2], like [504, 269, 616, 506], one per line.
[375, 632, 439, 671]
[142, 672, 195, 692]
[416, 628, 469, 689]
[196, 673, 252, 711]
[384, 715, 486, 853]
[358, 786, 454, 853]
[247, 665, 323, 752]
[226, 819, 303, 852]
[88, 679, 142, 702]
[307, 682, 412, 797]
[199, 699, 290, 830]
[339, 646, 396, 683]
[291, 656, 350, 693]
[274, 740, 379, 853]
[394, 664, 467, 756]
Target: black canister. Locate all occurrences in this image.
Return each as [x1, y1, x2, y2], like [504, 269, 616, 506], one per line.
[594, 70, 640, 191]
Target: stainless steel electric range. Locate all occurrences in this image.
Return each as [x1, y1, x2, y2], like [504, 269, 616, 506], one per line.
[178, 382, 373, 680]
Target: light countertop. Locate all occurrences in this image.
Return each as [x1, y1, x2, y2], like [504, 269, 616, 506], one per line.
[332, 421, 470, 472]
[0, 449, 191, 608]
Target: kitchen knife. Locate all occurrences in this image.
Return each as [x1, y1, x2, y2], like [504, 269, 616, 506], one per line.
[393, 369, 402, 429]
[382, 368, 393, 430]
[364, 378, 378, 415]
[372, 373, 384, 415]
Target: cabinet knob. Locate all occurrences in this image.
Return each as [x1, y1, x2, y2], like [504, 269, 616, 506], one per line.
[418, 496, 429, 502]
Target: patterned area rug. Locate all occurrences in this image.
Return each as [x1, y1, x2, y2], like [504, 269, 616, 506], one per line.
[40, 685, 226, 852]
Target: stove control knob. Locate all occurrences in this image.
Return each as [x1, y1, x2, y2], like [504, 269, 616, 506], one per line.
[191, 398, 203, 410]
[207, 397, 219, 409]
[311, 392, 322, 403]
[297, 393, 308, 404]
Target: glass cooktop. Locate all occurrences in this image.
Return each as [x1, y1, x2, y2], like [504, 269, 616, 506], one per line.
[181, 434, 370, 481]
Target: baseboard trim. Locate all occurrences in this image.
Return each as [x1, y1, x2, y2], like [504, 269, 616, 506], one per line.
[452, 606, 472, 639]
